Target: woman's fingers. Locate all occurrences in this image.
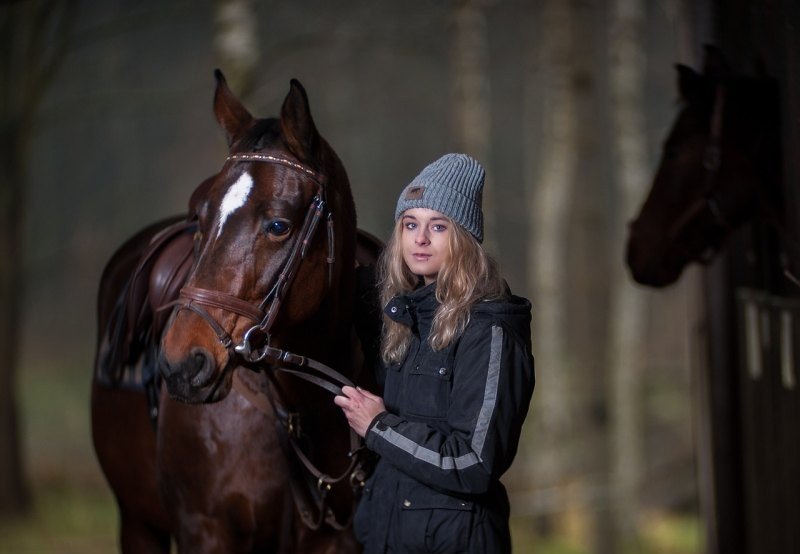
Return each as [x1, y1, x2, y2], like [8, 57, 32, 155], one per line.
[333, 395, 350, 408]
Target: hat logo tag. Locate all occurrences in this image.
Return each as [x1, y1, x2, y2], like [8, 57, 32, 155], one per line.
[405, 186, 424, 200]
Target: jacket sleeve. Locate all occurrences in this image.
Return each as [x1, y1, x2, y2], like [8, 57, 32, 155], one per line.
[364, 322, 535, 495]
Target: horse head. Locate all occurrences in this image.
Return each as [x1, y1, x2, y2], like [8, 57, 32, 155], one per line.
[159, 72, 356, 403]
[626, 46, 781, 287]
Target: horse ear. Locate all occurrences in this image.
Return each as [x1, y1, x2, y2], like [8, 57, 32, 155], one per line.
[280, 79, 319, 162]
[213, 69, 254, 148]
[702, 44, 732, 81]
[676, 64, 704, 102]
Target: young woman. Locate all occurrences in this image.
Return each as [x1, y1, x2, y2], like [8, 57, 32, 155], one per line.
[335, 153, 535, 553]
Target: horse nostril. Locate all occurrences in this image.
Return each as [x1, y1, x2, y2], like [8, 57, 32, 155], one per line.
[189, 348, 216, 388]
[158, 353, 175, 379]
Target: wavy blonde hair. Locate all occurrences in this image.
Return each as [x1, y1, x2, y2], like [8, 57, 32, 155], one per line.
[377, 216, 507, 364]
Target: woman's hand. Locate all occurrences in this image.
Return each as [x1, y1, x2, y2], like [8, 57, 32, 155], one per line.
[334, 386, 386, 437]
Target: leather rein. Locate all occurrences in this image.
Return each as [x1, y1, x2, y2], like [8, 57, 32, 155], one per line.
[164, 151, 367, 531]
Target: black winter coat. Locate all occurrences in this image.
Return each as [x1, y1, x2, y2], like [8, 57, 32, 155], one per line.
[354, 283, 535, 553]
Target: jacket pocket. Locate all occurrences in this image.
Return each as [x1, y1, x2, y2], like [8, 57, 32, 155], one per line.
[404, 356, 453, 420]
[396, 481, 474, 553]
[382, 361, 402, 409]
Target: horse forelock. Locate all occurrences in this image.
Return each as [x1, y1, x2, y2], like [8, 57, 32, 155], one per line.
[235, 117, 281, 153]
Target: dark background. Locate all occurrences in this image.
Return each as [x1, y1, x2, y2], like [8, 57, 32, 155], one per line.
[1, 1, 719, 552]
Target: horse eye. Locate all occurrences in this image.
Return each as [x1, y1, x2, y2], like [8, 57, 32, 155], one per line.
[265, 220, 291, 236]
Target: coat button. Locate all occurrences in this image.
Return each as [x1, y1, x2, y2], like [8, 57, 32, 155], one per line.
[438, 367, 448, 375]
[403, 499, 411, 507]
[390, 306, 398, 313]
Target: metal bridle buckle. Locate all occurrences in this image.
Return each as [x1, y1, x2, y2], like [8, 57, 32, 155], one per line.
[317, 476, 333, 492]
[287, 412, 301, 438]
[235, 325, 269, 362]
[350, 468, 366, 489]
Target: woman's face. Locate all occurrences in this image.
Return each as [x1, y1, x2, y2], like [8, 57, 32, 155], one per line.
[400, 208, 451, 285]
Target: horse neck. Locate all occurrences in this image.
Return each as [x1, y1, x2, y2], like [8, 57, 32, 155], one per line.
[323, 152, 358, 347]
[730, 84, 793, 291]
[731, 81, 782, 204]
[745, 105, 784, 237]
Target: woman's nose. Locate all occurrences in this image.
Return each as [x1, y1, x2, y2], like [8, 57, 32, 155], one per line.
[415, 231, 430, 245]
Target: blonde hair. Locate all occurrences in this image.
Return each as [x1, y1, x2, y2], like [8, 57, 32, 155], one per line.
[378, 217, 507, 364]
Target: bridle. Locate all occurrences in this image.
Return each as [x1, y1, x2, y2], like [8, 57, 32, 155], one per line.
[664, 85, 732, 263]
[175, 152, 336, 362]
[162, 151, 369, 530]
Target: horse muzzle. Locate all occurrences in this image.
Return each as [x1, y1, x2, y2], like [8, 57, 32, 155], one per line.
[625, 232, 684, 288]
[159, 347, 227, 403]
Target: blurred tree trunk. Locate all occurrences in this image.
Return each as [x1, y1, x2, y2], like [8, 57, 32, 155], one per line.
[0, 0, 76, 515]
[525, 0, 575, 533]
[212, 0, 259, 99]
[450, 0, 495, 251]
[607, 0, 649, 544]
[564, 2, 617, 552]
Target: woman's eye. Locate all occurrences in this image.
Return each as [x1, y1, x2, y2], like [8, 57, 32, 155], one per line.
[404, 222, 417, 230]
[432, 224, 446, 232]
[265, 220, 291, 236]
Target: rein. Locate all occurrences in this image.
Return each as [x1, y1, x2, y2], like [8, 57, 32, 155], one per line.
[162, 151, 368, 530]
[232, 369, 367, 531]
[665, 85, 732, 263]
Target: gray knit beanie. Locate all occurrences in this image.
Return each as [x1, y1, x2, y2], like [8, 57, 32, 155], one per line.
[394, 153, 485, 243]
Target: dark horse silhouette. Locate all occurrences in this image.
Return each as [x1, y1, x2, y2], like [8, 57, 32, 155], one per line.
[92, 72, 380, 553]
[626, 46, 786, 287]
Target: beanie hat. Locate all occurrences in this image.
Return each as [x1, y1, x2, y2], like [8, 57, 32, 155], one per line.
[394, 153, 485, 242]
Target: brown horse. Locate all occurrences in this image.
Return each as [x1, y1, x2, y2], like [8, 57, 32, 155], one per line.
[626, 46, 785, 287]
[92, 72, 380, 553]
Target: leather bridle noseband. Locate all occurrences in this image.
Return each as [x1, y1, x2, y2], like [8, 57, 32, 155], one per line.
[162, 151, 368, 530]
[665, 85, 732, 262]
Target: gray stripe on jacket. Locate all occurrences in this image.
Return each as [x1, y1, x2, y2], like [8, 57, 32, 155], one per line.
[371, 325, 504, 470]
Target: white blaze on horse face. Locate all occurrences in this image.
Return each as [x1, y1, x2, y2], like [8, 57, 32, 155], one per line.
[216, 171, 253, 239]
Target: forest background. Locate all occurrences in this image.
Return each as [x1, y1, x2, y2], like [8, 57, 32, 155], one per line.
[0, 0, 711, 552]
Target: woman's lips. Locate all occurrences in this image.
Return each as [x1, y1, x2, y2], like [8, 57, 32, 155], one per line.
[412, 253, 431, 261]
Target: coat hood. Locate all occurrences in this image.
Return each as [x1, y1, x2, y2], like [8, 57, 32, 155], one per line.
[384, 282, 533, 348]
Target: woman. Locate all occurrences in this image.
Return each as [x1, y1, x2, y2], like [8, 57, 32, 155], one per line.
[335, 153, 535, 553]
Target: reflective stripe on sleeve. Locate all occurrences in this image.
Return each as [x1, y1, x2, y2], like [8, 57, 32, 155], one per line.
[370, 325, 504, 469]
